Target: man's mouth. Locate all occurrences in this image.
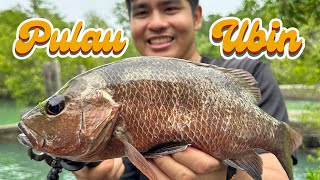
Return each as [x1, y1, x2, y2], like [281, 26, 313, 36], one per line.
[147, 36, 175, 50]
[148, 37, 174, 44]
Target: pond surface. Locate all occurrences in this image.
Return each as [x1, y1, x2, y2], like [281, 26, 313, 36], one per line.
[0, 141, 319, 180]
[0, 141, 75, 180]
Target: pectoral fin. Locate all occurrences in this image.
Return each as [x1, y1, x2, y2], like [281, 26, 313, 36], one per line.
[143, 142, 191, 158]
[115, 127, 158, 180]
[223, 150, 262, 180]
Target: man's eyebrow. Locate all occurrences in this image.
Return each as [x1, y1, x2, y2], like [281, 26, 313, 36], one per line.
[131, 2, 148, 11]
[159, 0, 182, 6]
[131, 0, 182, 12]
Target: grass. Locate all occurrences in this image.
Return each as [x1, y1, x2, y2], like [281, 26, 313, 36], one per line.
[285, 100, 320, 110]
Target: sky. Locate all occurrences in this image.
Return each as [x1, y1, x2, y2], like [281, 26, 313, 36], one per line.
[0, 0, 243, 24]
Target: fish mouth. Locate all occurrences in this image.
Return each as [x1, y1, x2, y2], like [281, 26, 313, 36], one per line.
[18, 133, 32, 148]
[18, 122, 45, 149]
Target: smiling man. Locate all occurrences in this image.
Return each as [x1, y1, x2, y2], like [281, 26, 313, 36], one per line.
[73, 0, 295, 179]
[129, 0, 202, 62]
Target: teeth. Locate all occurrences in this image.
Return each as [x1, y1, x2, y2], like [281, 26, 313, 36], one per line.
[18, 134, 31, 148]
[150, 37, 172, 44]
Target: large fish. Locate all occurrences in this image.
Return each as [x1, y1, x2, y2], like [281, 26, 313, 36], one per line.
[18, 56, 302, 180]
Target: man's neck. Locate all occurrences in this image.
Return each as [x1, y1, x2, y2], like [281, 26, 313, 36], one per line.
[188, 52, 202, 63]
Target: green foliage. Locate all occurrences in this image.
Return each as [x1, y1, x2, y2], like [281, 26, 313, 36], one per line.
[84, 11, 109, 29]
[113, 2, 130, 33]
[306, 167, 320, 180]
[298, 104, 320, 129]
[196, 14, 222, 58]
[306, 148, 320, 163]
[0, 6, 68, 106]
[0, 10, 29, 98]
[0, 9, 46, 106]
[0, 1, 114, 106]
[299, 106, 320, 180]
[306, 148, 320, 180]
[229, 0, 320, 85]
[0, 0, 320, 106]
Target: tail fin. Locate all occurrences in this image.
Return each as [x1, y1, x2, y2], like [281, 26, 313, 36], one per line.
[275, 123, 302, 180]
[287, 124, 303, 153]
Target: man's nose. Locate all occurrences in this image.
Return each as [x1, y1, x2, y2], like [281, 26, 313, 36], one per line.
[147, 11, 169, 32]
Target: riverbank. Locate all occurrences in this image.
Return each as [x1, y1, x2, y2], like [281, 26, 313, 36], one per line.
[0, 123, 19, 141]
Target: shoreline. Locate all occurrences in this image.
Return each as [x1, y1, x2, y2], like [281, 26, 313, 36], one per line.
[0, 123, 19, 141]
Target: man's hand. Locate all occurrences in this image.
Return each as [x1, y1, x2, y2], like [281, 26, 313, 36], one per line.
[72, 148, 288, 180]
[233, 153, 288, 180]
[73, 158, 124, 180]
[148, 147, 228, 180]
[148, 147, 288, 180]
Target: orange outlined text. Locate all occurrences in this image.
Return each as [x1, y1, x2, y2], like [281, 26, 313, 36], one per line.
[209, 17, 305, 60]
[12, 18, 129, 60]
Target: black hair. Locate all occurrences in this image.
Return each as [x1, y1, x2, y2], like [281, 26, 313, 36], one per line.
[125, 0, 200, 16]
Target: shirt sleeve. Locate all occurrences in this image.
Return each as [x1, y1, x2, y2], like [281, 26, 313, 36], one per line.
[253, 62, 289, 122]
[120, 157, 148, 180]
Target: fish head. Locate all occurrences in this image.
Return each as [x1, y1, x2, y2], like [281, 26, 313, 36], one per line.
[18, 72, 120, 160]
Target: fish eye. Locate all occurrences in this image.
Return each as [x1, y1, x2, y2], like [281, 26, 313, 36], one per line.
[46, 95, 65, 115]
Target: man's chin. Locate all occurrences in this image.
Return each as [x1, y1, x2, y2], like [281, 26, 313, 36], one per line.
[143, 51, 180, 59]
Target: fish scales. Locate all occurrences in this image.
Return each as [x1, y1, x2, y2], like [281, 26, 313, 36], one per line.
[18, 56, 302, 180]
[99, 58, 273, 155]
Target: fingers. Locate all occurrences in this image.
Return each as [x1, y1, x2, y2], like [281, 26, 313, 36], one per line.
[232, 153, 288, 180]
[116, 162, 126, 178]
[90, 159, 116, 174]
[153, 155, 197, 180]
[147, 160, 171, 180]
[110, 158, 125, 178]
[260, 153, 288, 179]
[171, 147, 225, 174]
[151, 147, 228, 180]
[73, 159, 124, 180]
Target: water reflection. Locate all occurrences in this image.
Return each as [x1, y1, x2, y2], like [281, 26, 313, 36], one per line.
[0, 141, 75, 180]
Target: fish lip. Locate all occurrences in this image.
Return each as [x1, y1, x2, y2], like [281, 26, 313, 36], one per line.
[18, 133, 32, 148]
[17, 122, 44, 149]
[18, 122, 33, 148]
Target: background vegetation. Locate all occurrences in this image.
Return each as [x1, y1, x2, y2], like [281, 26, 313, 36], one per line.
[0, 0, 319, 106]
[0, 0, 319, 178]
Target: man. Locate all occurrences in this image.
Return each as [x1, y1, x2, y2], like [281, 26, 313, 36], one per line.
[74, 0, 294, 179]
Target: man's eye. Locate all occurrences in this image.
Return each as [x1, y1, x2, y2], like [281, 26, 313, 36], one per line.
[133, 10, 148, 18]
[164, 7, 179, 14]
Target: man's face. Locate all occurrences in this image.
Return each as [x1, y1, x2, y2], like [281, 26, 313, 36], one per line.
[129, 0, 202, 60]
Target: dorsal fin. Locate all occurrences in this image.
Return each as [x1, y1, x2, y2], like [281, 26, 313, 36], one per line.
[221, 67, 261, 103]
[190, 61, 261, 103]
[128, 56, 262, 103]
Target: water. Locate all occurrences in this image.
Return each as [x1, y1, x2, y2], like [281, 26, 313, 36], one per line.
[293, 151, 319, 179]
[0, 141, 75, 180]
[0, 141, 319, 180]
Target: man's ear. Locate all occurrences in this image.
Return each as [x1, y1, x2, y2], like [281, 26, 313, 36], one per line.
[194, 5, 202, 31]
